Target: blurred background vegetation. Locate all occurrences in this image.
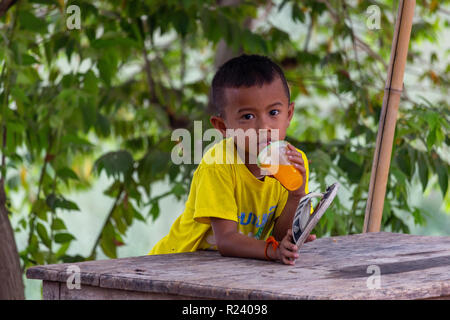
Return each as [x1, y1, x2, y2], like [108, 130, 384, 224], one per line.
[0, 0, 448, 299]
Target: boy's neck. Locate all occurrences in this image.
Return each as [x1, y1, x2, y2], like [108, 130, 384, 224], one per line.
[245, 162, 263, 178]
[232, 140, 265, 180]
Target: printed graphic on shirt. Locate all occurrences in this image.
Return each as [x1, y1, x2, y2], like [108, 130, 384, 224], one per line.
[238, 205, 277, 239]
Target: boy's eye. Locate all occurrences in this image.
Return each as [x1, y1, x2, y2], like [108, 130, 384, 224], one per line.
[269, 109, 280, 116]
[242, 114, 255, 120]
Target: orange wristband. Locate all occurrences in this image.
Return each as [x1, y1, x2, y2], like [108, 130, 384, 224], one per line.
[264, 236, 279, 261]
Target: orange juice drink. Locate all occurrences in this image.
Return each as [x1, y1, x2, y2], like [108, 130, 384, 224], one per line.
[259, 164, 303, 191]
[257, 141, 303, 191]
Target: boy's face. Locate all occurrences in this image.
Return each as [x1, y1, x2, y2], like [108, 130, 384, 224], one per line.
[210, 77, 294, 156]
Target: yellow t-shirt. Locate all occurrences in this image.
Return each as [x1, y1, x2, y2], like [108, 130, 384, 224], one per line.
[149, 138, 310, 255]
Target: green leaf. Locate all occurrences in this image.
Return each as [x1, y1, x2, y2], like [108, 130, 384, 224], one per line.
[94, 150, 134, 179]
[19, 11, 47, 33]
[97, 52, 117, 86]
[10, 87, 30, 104]
[47, 194, 80, 212]
[80, 97, 98, 132]
[122, 202, 134, 226]
[56, 167, 80, 183]
[201, 9, 221, 43]
[137, 151, 170, 185]
[21, 53, 39, 65]
[31, 250, 45, 265]
[172, 183, 185, 198]
[36, 223, 51, 249]
[134, 209, 146, 222]
[103, 181, 122, 198]
[58, 198, 80, 211]
[54, 232, 76, 244]
[149, 201, 160, 220]
[426, 127, 437, 151]
[433, 158, 449, 198]
[32, 199, 49, 222]
[95, 113, 111, 137]
[382, 200, 391, 225]
[91, 36, 139, 50]
[51, 218, 67, 231]
[337, 154, 362, 183]
[61, 134, 94, 149]
[55, 242, 71, 258]
[172, 9, 190, 37]
[83, 70, 99, 95]
[396, 147, 413, 179]
[412, 207, 426, 226]
[100, 222, 117, 258]
[291, 3, 305, 23]
[112, 205, 127, 235]
[391, 167, 407, 185]
[417, 152, 429, 191]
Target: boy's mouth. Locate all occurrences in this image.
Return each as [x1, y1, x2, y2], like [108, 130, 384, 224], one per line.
[257, 140, 270, 151]
[257, 136, 274, 151]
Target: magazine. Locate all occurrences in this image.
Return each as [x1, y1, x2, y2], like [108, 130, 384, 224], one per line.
[292, 182, 340, 249]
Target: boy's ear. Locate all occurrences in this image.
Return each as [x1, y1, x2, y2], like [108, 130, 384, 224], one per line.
[210, 116, 227, 137]
[287, 102, 295, 123]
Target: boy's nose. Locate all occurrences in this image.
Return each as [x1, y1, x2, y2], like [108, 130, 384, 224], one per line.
[256, 118, 272, 131]
[257, 127, 273, 144]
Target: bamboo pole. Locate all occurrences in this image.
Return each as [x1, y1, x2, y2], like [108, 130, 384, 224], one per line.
[363, 0, 416, 233]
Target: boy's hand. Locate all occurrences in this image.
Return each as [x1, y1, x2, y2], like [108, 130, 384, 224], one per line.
[276, 232, 317, 265]
[276, 229, 299, 265]
[286, 144, 307, 198]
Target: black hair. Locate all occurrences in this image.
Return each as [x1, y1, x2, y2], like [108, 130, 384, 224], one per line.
[209, 54, 290, 117]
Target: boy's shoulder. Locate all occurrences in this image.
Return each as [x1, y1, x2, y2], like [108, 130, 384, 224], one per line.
[200, 137, 243, 167]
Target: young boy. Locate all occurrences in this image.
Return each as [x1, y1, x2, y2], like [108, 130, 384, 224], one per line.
[149, 54, 315, 265]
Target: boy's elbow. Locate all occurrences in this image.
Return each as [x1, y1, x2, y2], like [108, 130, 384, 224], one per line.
[217, 246, 228, 257]
[216, 239, 230, 257]
[215, 233, 234, 257]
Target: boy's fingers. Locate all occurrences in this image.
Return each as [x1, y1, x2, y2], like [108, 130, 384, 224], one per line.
[282, 256, 295, 265]
[281, 244, 299, 258]
[288, 156, 306, 172]
[287, 152, 303, 163]
[293, 164, 306, 174]
[282, 244, 298, 254]
[284, 241, 298, 252]
[285, 254, 297, 265]
[286, 229, 293, 239]
[286, 230, 297, 247]
[287, 144, 296, 151]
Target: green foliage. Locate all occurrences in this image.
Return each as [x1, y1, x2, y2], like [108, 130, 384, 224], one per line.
[0, 0, 448, 276]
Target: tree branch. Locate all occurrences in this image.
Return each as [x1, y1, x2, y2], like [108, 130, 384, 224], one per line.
[142, 40, 191, 129]
[88, 183, 124, 260]
[317, 0, 388, 69]
[304, 15, 314, 52]
[0, 0, 18, 18]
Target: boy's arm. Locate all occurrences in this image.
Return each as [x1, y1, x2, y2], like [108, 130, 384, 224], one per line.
[272, 144, 316, 243]
[272, 192, 304, 241]
[210, 217, 299, 265]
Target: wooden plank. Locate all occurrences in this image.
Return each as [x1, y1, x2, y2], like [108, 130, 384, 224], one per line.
[42, 281, 60, 300]
[26, 232, 450, 299]
[59, 283, 207, 300]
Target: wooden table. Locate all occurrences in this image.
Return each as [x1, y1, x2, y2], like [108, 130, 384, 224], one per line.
[26, 232, 450, 300]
